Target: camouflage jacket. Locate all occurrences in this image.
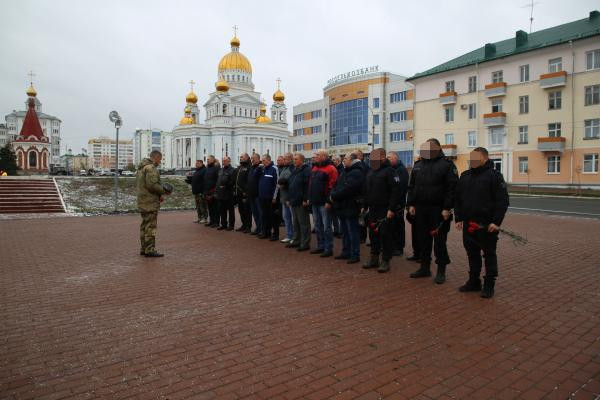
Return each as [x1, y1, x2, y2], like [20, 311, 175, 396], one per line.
[137, 158, 165, 212]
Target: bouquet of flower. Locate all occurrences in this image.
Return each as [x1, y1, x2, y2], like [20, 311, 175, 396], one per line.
[467, 221, 528, 246]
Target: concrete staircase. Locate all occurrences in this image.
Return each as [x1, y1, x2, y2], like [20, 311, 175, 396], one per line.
[0, 178, 65, 214]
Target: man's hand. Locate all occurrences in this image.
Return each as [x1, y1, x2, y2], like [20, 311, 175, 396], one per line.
[160, 195, 165, 203]
[455, 221, 463, 231]
[408, 206, 416, 216]
[442, 209, 451, 220]
[325, 203, 332, 210]
[488, 223, 499, 233]
[387, 210, 395, 219]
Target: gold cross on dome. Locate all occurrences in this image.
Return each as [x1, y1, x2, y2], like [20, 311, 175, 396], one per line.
[276, 77, 281, 90]
[189, 79, 195, 91]
[28, 70, 36, 85]
[232, 25, 238, 37]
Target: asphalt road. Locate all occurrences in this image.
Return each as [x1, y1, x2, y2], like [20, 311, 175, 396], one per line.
[509, 195, 600, 218]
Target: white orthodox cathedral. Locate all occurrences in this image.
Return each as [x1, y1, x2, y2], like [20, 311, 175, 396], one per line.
[169, 32, 290, 168]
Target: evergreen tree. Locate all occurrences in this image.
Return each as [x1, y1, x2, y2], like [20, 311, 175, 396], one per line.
[0, 144, 18, 175]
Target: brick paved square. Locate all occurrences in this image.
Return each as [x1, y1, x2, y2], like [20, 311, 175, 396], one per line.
[0, 211, 598, 399]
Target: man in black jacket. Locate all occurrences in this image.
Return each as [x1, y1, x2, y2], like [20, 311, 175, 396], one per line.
[331, 155, 343, 238]
[185, 160, 207, 224]
[234, 153, 252, 233]
[387, 151, 409, 256]
[287, 153, 312, 251]
[203, 155, 220, 227]
[362, 148, 402, 273]
[455, 147, 509, 298]
[330, 153, 365, 264]
[246, 153, 263, 235]
[215, 156, 235, 230]
[407, 139, 458, 284]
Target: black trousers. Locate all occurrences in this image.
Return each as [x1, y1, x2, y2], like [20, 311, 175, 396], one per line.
[415, 205, 451, 266]
[368, 206, 395, 261]
[237, 196, 252, 229]
[463, 227, 498, 278]
[218, 198, 235, 228]
[394, 210, 405, 252]
[207, 196, 219, 225]
[260, 198, 279, 238]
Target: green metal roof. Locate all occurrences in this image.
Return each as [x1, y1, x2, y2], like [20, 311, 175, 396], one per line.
[407, 11, 600, 81]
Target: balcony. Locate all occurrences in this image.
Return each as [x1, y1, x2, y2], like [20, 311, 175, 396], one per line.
[540, 71, 567, 89]
[483, 112, 506, 126]
[484, 82, 507, 97]
[537, 136, 566, 152]
[439, 91, 457, 105]
[441, 144, 457, 158]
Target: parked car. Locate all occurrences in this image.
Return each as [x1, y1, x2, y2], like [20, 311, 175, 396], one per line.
[79, 170, 87, 176]
[122, 170, 134, 176]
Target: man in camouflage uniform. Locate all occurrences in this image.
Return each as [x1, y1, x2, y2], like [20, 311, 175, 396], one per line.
[137, 150, 167, 257]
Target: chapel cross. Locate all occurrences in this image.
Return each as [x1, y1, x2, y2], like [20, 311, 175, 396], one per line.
[28, 70, 36, 86]
[232, 25, 238, 37]
[189, 79, 195, 92]
[276, 77, 281, 90]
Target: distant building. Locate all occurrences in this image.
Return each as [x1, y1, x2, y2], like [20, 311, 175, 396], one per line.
[407, 10, 600, 188]
[60, 151, 89, 173]
[291, 68, 415, 166]
[87, 137, 134, 171]
[133, 129, 171, 168]
[0, 124, 7, 146]
[5, 82, 62, 165]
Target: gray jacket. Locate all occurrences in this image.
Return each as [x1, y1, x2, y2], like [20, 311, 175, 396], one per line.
[278, 164, 293, 203]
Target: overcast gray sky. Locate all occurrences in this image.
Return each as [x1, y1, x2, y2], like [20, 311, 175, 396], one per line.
[1, 0, 598, 152]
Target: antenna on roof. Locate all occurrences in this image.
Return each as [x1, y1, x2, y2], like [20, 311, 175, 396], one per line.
[521, 0, 540, 33]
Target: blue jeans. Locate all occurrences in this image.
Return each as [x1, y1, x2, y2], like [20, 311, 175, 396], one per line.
[250, 197, 262, 233]
[283, 204, 293, 239]
[312, 205, 333, 252]
[339, 216, 360, 259]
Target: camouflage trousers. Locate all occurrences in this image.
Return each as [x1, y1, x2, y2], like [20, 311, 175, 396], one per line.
[194, 194, 208, 221]
[140, 211, 158, 254]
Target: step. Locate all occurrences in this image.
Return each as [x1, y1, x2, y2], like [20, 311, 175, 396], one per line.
[0, 209, 65, 214]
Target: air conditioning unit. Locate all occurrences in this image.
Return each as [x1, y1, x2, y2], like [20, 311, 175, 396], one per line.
[460, 104, 468, 110]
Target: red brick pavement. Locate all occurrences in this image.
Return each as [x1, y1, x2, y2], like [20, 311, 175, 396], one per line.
[0, 211, 598, 400]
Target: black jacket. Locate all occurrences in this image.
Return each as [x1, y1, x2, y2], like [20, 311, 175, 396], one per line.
[407, 154, 458, 210]
[330, 160, 366, 218]
[185, 166, 205, 195]
[234, 162, 250, 198]
[287, 164, 311, 207]
[215, 164, 235, 200]
[364, 159, 402, 212]
[246, 163, 263, 198]
[455, 160, 510, 226]
[392, 160, 409, 209]
[203, 163, 220, 196]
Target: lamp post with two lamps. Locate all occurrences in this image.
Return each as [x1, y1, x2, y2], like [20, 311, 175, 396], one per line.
[109, 111, 122, 212]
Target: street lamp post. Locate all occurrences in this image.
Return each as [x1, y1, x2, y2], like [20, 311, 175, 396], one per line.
[109, 111, 122, 212]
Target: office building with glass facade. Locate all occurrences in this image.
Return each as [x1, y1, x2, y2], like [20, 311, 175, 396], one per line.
[291, 70, 415, 166]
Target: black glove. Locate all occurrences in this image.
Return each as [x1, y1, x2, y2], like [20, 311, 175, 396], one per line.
[162, 183, 174, 194]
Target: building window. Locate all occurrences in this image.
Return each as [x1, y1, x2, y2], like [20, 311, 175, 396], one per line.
[373, 98, 379, 108]
[373, 114, 379, 125]
[294, 114, 304, 122]
[389, 131, 406, 142]
[294, 128, 303, 136]
[586, 49, 600, 70]
[330, 97, 368, 146]
[585, 85, 600, 106]
[519, 157, 529, 174]
[390, 111, 407, 122]
[445, 80, 455, 92]
[311, 125, 322, 134]
[548, 123, 561, 137]
[468, 103, 476, 119]
[444, 107, 454, 122]
[548, 91, 562, 110]
[445, 133, 454, 145]
[492, 70, 503, 83]
[390, 92, 407, 103]
[519, 96, 529, 114]
[519, 64, 530, 82]
[491, 99, 503, 113]
[584, 119, 600, 139]
[373, 134, 380, 145]
[311, 110, 322, 119]
[490, 128, 504, 146]
[583, 154, 599, 173]
[547, 155, 561, 174]
[468, 76, 477, 93]
[519, 126, 529, 144]
[548, 57, 562, 73]
[468, 131, 477, 147]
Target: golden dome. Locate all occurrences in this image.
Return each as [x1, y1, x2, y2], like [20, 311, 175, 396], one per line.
[218, 36, 252, 73]
[273, 89, 285, 102]
[186, 90, 198, 104]
[215, 78, 229, 92]
[26, 84, 37, 97]
[184, 106, 191, 113]
[180, 116, 194, 125]
[256, 115, 272, 124]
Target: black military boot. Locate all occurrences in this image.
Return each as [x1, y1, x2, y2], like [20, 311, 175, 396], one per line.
[480, 277, 496, 298]
[410, 262, 431, 278]
[458, 275, 481, 292]
[362, 254, 379, 269]
[434, 265, 447, 284]
[377, 259, 390, 273]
